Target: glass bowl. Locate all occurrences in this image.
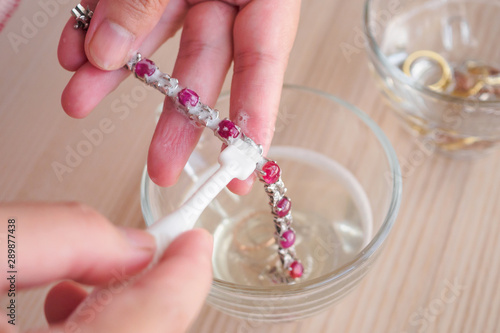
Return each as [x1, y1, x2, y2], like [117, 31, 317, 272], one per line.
[364, 0, 500, 157]
[141, 85, 402, 322]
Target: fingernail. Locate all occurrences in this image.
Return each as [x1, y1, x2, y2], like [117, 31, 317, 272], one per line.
[120, 227, 155, 252]
[89, 19, 135, 70]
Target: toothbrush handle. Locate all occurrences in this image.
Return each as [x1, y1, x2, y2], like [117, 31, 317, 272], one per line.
[147, 163, 234, 265]
[147, 145, 258, 267]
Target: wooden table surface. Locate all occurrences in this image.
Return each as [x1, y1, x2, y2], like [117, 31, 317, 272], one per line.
[1, 0, 499, 332]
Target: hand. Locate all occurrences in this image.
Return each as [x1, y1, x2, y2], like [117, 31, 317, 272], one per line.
[58, 0, 301, 194]
[0, 202, 212, 333]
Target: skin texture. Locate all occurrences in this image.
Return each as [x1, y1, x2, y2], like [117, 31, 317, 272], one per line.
[0, 2, 301, 331]
[0, 202, 213, 333]
[58, 0, 301, 195]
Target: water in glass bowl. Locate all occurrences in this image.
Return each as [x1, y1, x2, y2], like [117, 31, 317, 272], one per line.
[375, 0, 500, 154]
[194, 147, 373, 286]
[381, 0, 500, 101]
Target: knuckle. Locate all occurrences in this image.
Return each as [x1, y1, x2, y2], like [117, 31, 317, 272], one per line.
[189, 0, 252, 7]
[122, 0, 165, 20]
[216, 0, 253, 7]
[233, 50, 283, 75]
[178, 38, 217, 61]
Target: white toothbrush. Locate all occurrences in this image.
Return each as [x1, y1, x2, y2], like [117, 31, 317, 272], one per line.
[147, 143, 261, 266]
[71, 145, 259, 308]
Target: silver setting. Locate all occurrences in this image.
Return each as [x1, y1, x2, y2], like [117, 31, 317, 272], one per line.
[265, 179, 286, 197]
[71, 4, 93, 30]
[267, 266, 295, 284]
[197, 105, 219, 127]
[126, 53, 142, 71]
[274, 221, 292, 235]
[155, 75, 172, 95]
[262, 171, 299, 268]
[278, 249, 295, 270]
[241, 133, 264, 156]
[256, 144, 264, 155]
[274, 215, 292, 228]
[165, 77, 179, 96]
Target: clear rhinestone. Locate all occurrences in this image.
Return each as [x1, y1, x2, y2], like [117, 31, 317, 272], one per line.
[274, 215, 292, 228]
[279, 251, 294, 268]
[166, 78, 179, 96]
[126, 53, 142, 70]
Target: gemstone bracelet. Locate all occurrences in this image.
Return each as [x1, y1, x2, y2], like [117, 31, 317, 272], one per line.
[71, 4, 304, 280]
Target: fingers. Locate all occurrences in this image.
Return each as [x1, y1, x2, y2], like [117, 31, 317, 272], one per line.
[58, 0, 100, 71]
[83, 0, 177, 70]
[227, 0, 301, 194]
[62, 229, 213, 333]
[61, 63, 129, 118]
[45, 281, 88, 324]
[58, 18, 88, 72]
[0, 202, 155, 290]
[148, 1, 236, 186]
[60, 2, 187, 118]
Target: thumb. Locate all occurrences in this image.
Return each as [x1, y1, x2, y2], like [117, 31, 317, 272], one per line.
[84, 0, 171, 70]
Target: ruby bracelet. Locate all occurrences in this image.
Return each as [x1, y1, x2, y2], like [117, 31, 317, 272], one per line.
[72, 4, 303, 280]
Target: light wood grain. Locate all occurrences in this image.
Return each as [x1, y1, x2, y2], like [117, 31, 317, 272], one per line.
[1, 0, 499, 332]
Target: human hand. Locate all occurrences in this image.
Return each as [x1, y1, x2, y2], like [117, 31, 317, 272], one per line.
[58, 0, 301, 194]
[0, 202, 212, 333]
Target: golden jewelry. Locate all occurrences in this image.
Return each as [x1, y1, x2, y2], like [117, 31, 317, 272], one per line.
[402, 50, 453, 92]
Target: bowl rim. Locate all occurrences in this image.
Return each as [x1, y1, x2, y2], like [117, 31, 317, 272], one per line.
[141, 84, 403, 296]
[363, 0, 500, 107]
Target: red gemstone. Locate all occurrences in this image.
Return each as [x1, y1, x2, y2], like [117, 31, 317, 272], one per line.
[280, 230, 295, 248]
[275, 196, 291, 217]
[261, 161, 280, 184]
[217, 119, 240, 139]
[178, 88, 199, 107]
[289, 261, 303, 279]
[135, 59, 156, 78]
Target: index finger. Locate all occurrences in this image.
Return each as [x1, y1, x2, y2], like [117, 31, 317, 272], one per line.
[0, 202, 155, 290]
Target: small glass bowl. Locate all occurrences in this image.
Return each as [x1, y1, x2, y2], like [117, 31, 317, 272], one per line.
[364, 0, 500, 157]
[141, 85, 402, 322]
